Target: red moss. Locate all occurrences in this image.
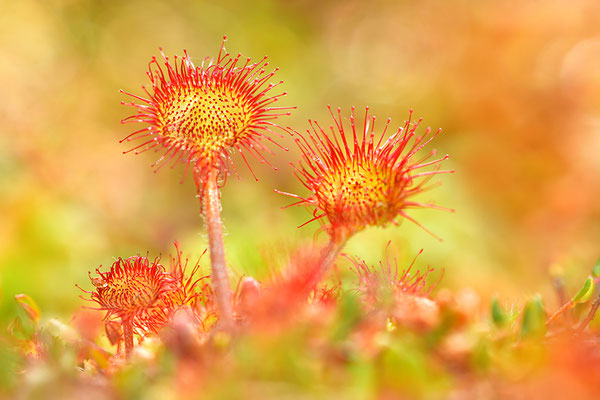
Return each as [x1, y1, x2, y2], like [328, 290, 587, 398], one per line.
[234, 247, 341, 329]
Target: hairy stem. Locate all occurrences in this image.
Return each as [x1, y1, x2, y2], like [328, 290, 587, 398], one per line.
[200, 168, 234, 330]
[122, 317, 134, 360]
[308, 236, 348, 289]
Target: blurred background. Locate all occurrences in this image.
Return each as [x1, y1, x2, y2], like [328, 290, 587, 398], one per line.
[1, 0, 599, 323]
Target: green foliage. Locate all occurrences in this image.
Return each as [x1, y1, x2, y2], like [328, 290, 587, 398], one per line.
[377, 333, 452, 398]
[520, 295, 546, 340]
[0, 341, 21, 392]
[331, 292, 363, 342]
[592, 259, 600, 279]
[572, 276, 595, 304]
[491, 296, 507, 328]
[491, 297, 519, 330]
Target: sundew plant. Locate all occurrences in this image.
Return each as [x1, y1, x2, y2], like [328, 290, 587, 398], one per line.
[5, 36, 600, 400]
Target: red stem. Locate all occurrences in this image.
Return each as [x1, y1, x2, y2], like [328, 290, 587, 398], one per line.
[122, 317, 134, 359]
[200, 168, 234, 330]
[546, 300, 573, 327]
[577, 295, 600, 332]
[307, 236, 348, 290]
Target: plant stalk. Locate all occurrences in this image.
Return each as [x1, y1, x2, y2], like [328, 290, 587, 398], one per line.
[200, 168, 234, 330]
[122, 317, 134, 359]
[545, 300, 573, 327]
[577, 293, 600, 332]
[307, 236, 348, 290]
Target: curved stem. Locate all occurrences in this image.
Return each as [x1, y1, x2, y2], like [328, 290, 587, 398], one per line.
[545, 300, 573, 327]
[122, 317, 134, 360]
[200, 168, 234, 330]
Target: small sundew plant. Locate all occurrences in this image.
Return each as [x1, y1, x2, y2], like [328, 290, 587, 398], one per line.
[121, 37, 293, 328]
[281, 106, 452, 285]
[350, 250, 437, 306]
[350, 251, 442, 330]
[78, 246, 202, 359]
[120, 36, 292, 181]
